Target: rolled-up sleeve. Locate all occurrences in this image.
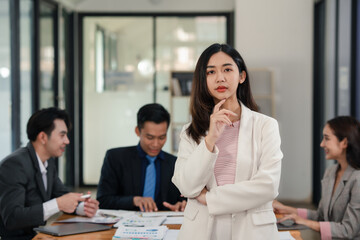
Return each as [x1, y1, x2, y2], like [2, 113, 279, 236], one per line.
[320, 222, 332, 240]
[297, 208, 308, 219]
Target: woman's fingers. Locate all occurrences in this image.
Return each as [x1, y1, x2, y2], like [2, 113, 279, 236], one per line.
[210, 114, 233, 126]
[211, 109, 237, 126]
[213, 99, 226, 113]
[212, 99, 238, 126]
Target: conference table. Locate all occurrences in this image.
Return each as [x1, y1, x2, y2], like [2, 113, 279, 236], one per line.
[33, 213, 303, 240]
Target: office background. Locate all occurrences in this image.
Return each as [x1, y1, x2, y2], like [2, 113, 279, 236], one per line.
[1, 0, 359, 206]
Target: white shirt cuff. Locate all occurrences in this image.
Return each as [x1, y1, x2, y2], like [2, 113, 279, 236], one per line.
[43, 198, 60, 221]
[76, 202, 85, 216]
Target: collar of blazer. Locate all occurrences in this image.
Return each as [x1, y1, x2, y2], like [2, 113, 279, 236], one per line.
[326, 164, 356, 216]
[206, 102, 254, 186]
[235, 102, 254, 182]
[27, 142, 51, 201]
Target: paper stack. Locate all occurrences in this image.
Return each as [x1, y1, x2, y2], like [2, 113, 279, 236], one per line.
[97, 209, 136, 219]
[112, 225, 168, 240]
[114, 215, 166, 228]
[56, 216, 121, 224]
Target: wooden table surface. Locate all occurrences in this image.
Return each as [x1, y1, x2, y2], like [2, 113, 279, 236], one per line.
[33, 214, 303, 240]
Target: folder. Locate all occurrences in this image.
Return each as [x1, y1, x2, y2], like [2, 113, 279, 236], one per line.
[34, 222, 111, 236]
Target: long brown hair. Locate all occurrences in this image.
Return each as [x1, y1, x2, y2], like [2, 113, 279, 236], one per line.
[327, 116, 360, 169]
[186, 43, 258, 143]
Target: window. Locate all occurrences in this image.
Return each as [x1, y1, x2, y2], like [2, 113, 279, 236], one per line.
[81, 14, 229, 185]
[0, 0, 11, 160]
[20, 0, 33, 146]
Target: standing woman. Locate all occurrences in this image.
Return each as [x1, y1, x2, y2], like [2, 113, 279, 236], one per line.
[172, 43, 283, 239]
[274, 116, 360, 240]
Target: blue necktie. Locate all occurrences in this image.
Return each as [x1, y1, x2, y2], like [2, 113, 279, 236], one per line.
[143, 155, 157, 199]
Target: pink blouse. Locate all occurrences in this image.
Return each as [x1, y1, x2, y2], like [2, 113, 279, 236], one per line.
[214, 120, 240, 186]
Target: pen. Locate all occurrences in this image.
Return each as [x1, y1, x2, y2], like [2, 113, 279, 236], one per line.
[99, 213, 119, 218]
[81, 194, 91, 199]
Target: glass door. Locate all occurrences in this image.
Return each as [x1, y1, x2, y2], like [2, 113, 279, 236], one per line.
[81, 14, 229, 185]
[0, 0, 11, 160]
[155, 16, 227, 154]
[39, 1, 57, 108]
[82, 17, 154, 184]
[20, 0, 33, 147]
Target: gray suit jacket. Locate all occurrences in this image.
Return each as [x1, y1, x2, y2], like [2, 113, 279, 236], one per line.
[308, 164, 360, 239]
[0, 142, 68, 240]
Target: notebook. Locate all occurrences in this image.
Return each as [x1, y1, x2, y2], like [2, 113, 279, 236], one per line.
[33, 222, 112, 236]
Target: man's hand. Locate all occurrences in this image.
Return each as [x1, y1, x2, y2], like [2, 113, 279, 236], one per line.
[163, 200, 187, 212]
[133, 196, 158, 212]
[83, 198, 99, 217]
[56, 193, 83, 213]
[196, 187, 208, 206]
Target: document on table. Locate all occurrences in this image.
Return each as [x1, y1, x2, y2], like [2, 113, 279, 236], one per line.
[97, 209, 136, 219]
[278, 231, 296, 240]
[113, 226, 168, 239]
[114, 215, 167, 228]
[141, 211, 184, 217]
[56, 216, 120, 224]
[56, 209, 140, 225]
[164, 229, 180, 240]
[163, 217, 184, 225]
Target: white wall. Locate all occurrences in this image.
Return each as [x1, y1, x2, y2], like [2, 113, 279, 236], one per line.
[235, 0, 313, 201]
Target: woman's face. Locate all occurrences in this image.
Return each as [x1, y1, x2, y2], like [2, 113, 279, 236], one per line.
[205, 51, 245, 104]
[320, 124, 347, 160]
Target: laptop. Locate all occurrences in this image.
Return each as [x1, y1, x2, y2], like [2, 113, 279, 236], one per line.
[276, 219, 308, 231]
[33, 222, 112, 236]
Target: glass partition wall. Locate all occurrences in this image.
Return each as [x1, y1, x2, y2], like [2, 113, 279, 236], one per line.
[39, 1, 57, 108]
[20, 0, 33, 148]
[82, 15, 228, 185]
[0, 0, 11, 160]
[0, 0, 33, 159]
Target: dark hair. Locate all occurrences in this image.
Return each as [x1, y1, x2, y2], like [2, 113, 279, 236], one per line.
[137, 103, 170, 130]
[27, 107, 71, 141]
[327, 116, 360, 169]
[187, 43, 258, 143]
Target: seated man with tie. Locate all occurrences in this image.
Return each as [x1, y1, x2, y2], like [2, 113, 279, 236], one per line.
[0, 107, 99, 240]
[97, 103, 186, 212]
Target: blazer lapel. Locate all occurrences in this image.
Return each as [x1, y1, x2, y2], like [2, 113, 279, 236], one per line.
[46, 159, 55, 199]
[200, 134, 217, 189]
[321, 166, 335, 220]
[235, 103, 253, 182]
[159, 158, 170, 202]
[132, 152, 143, 196]
[329, 165, 355, 216]
[27, 142, 48, 201]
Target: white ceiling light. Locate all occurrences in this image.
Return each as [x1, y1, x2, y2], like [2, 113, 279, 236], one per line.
[0, 67, 10, 78]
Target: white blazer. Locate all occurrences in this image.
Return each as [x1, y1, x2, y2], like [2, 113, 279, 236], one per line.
[172, 103, 283, 240]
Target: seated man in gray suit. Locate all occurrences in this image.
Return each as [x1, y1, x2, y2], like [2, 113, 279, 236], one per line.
[97, 103, 186, 212]
[0, 107, 99, 240]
